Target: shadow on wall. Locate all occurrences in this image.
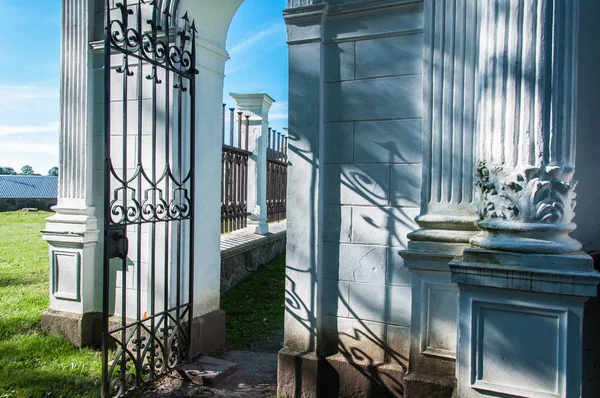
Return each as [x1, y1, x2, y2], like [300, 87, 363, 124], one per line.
[284, 98, 415, 396]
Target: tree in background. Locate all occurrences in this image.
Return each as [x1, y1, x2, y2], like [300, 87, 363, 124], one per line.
[20, 165, 36, 175]
[48, 167, 59, 176]
[0, 167, 17, 175]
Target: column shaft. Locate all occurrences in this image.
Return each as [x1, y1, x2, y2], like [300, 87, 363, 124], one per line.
[409, 0, 478, 250]
[472, 0, 580, 253]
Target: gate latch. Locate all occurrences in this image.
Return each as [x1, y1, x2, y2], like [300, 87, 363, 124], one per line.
[108, 224, 128, 260]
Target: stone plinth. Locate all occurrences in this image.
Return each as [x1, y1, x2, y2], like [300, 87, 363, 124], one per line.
[451, 249, 600, 398]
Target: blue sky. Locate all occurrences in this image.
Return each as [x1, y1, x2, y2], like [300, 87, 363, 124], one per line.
[0, 0, 288, 175]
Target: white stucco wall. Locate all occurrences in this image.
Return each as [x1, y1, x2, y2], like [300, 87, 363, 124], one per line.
[319, 1, 424, 363]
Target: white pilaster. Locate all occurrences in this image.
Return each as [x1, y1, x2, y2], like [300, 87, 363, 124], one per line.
[179, 0, 244, 324]
[452, 2, 600, 397]
[401, 1, 477, 390]
[42, 0, 101, 323]
[230, 93, 274, 235]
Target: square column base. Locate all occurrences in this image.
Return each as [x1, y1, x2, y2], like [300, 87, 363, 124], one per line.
[450, 249, 600, 398]
[40, 309, 102, 348]
[189, 309, 227, 358]
[404, 373, 455, 398]
[277, 348, 406, 397]
[247, 215, 268, 235]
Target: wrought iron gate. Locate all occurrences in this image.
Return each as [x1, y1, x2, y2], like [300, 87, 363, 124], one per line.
[102, 1, 197, 396]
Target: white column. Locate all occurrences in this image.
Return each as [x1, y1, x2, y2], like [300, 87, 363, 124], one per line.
[401, 1, 478, 392]
[40, 0, 102, 347]
[409, 0, 478, 250]
[230, 93, 274, 235]
[451, 2, 600, 397]
[471, 0, 580, 254]
[178, 0, 243, 356]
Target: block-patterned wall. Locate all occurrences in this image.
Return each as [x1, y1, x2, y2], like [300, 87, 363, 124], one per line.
[320, 1, 424, 366]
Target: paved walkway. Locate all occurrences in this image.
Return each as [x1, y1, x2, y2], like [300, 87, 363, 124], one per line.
[139, 351, 278, 397]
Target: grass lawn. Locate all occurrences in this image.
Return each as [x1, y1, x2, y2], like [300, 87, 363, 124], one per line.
[221, 255, 285, 350]
[0, 211, 285, 396]
[0, 211, 101, 398]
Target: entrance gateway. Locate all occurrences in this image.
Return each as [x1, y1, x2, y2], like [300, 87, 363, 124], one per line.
[102, 0, 197, 396]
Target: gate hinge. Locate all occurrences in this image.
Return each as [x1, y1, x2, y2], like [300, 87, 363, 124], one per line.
[108, 224, 128, 260]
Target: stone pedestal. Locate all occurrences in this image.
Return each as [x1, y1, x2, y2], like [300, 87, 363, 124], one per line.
[451, 249, 599, 398]
[230, 93, 274, 235]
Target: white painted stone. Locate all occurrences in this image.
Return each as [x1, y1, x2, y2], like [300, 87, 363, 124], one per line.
[184, 0, 244, 319]
[451, 3, 600, 397]
[355, 33, 423, 79]
[323, 1, 423, 42]
[471, 0, 581, 254]
[323, 242, 386, 285]
[455, 283, 588, 398]
[230, 93, 274, 235]
[324, 164, 390, 206]
[390, 164, 421, 207]
[325, 75, 422, 122]
[354, 119, 422, 164]
[323, 122, 354, 164]
[322, 204, 352, 243]
[399, 0, 479, 384]
[351, 206, 419, 247]
[322, 279, 350, 318]
[283, 4, 326, 353]
[348, 283, 411, 326]
[324, 42, 355, 82]
[42, 0, 101, 317]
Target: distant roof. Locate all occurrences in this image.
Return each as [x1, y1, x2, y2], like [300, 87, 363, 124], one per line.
[0, 176, 58, 199]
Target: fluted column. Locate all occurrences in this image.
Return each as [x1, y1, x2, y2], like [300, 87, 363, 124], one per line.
[408, 0, 478, 252]
[451, 3, 600, 396]
[471, 0, 580, 254]
[401, 3, 479, 395]
[40, 0, 102, 348]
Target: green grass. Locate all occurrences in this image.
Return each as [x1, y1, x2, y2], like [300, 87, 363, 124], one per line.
[221, 255, 285, 350]
[0, 211, 101, 398]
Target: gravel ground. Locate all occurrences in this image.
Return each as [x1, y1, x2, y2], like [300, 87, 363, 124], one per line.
[137, 351, 278, 398]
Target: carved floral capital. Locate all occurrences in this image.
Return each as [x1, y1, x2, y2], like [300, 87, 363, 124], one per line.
[475, 162, 577, 225]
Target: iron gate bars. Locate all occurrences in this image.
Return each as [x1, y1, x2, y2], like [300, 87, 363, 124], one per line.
[221, 106, 251, 234]
[102, 1, 197, 397]
[267, 129, 288, 223]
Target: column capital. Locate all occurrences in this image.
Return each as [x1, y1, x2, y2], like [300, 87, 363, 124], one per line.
[230, 93, 275, 122]
[472, 0, 582, 254]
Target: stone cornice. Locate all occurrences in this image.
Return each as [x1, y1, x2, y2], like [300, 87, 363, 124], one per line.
[283, 2, 329, 22]
[230, 93, 275, 120]
[327, 0, 422, 16]
[450, 248, 600, 297]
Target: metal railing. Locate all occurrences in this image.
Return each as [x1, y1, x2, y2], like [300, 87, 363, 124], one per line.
[221, 106, 251, 233]
[267, 128, 288, 223]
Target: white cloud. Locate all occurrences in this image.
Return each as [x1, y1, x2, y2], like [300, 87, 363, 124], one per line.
[228, 24, 283, 56]
[0, 141, 59, 173]
[0, 121, 59, 136]
[269, 101, 288, 121]
[0, 85, 59, 101]
[1, 141, 59, 155]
